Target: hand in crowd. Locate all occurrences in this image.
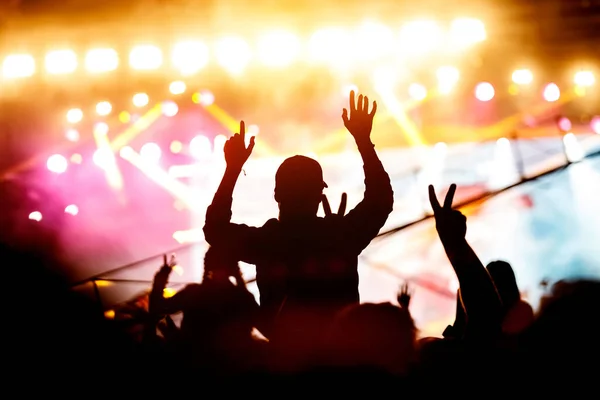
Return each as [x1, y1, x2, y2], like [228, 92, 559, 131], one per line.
[397, 282, 412, 309]
[322, 192, 347, 219]
[224, 120, 256, 171]
[342, 90, 377, 144]
[428, 183, 467, 243]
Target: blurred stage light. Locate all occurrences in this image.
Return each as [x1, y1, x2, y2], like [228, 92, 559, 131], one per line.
[248, 124, 260, 136]
[129, 45, 163, 70]
[140, 142, 162, 163]
[355, 21, 394, 60]
[93, 148, 115, 169]
[47, 154, 68, 174]
[557, 117, 572, 132]
[70, 153, 82, 164]
[475, 82, 495, 102]
[29, 211, 42, 222]
[170, 140, 183, 153]
[591, 116, 600, 134]
[563, 133, 584, 163]
[96, 101, 112, 116]
[119, 146, 134, 159]
[172, 40, 209, 75]
[450, 18, 487, 47]
[133, 93, 149, 107]
[94, 122, 109, 136]
[66, 108, 83, 124]
[308, 28, 352, 66]
[85, 48, 119, 73]
[162, 101, 179, 117]
[574, 71, 595, 87]
[257, 30, 301, 67]
[372, 66, 397, 90]
[2, 54, 35, 78]
[190, 135, 212, 159]
[119, 111, 131, 123]
[213, 134, 227, 154]
[408, 83, 427, 101]
[169, 80, 186, 95]
[543, 83, 560, 102]
[512, 69, 533, 85]
[436, 66, 460, 94]
[65, 128, 80, 142]
[342, 84, 359, 98]
[45, 50, 77, 74]
[65, 204, 79, 216]
[399, 20, 442, 55]
[215, 37, 251, 76]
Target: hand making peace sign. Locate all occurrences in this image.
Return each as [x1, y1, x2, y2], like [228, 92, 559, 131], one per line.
[322, 192, 348, 219]
[428, 183, 467, 242]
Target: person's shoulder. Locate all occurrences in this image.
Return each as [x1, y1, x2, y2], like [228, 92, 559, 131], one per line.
[261, 218, 280, 230]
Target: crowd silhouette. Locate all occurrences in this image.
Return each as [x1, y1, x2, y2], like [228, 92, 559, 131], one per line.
[2, 90, 599, 390]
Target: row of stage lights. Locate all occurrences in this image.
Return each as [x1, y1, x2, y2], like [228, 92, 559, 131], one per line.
[1, 18, 487, 79]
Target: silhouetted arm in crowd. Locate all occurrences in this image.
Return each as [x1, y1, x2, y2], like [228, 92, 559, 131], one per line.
[203, 121, 259, 262]
[338, 91, 394, 250]
[443, 289, 467, 339]
[429, 184, 502, 339]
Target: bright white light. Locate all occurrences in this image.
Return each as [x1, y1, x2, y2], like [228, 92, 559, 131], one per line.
[172, 40, 209, 75]
[399, 20, 443, 55]
[85, 48, 119, 73]
[213, 134, 227, 154]
[140, 142, 162, 163]
[591, 116, 600, 134]
[94, 122, 109, 136]
[436, 66, 460, 94]
[408, 83, 427, 101]
[119, 146, 134, 159]
[2, 54, 35, 78]
[129, 45, 163, 70]
[342, 84, 359, 98]
[65, 129, 80, 142]
[512, 69, 533, 85]
[199, 90, 214, 106]
[355, 21, 395, 60]
[96, 101, 112, 116]
[543, 83, 560, 102]
[248, 124, 260, 135]
[215, 37, 251, 76]
[574, 71, 595, 87]
[308, 28, 353, 66]
[450, 18, 487, 47]
[133, 93, 149, 107]
[169, 80, 186, 95]
[29, 211, 42, 222]
[162, 101, 179, 117]
[65, 205, 79, 216]
[45, 50, 78, 74]
[475, 82, 495, 102]
[372, 66, 397, 90]
[47, 154, 68, 174]
[93, 148, 115, 169]
[563, 133, 584, 163]
[257, 30, 301, 67]
[66, 108, 83, 124]
[190, 135, 212, 159]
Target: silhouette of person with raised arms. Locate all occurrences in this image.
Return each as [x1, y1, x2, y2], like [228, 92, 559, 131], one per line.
[203, 91, 394, 368]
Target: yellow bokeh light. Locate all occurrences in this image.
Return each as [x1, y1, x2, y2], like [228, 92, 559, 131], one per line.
[172, 40, 209, 75]
[512, 69, 533, 85]
[169, 80, 186, 95]
[129, 45, 163, 70]
[170, 140, 183, 153]
[45, 49, 78, 74]
[70, 153, 83, 164]
[192, 92, 201, 104]
[450, 18, 487, 48]
[355, 21, 395, 60]
[308, 28, 353, 67]
[408, 83, 427, 101]
[119, 111, 131, 123]
[574, 71, 595, 87]
[436, 66, 460, 94]
[132, 92, 149, 107]
[85, 48, 119, 73]
[66, 108, 83, 124]
[104, 310, 116, 319]
[163, 288, 177, 298]
[399, 20, 443, 55]
[2, 54, 35, 78]
[96, 101, 112, 116]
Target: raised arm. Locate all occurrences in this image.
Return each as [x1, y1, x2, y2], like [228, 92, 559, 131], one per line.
[429, 184, 503, 339]
[203, 121, 260, 263]
[337, 91, 394, 252]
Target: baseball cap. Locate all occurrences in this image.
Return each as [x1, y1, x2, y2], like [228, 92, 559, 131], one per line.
[275, 155, 328, 192]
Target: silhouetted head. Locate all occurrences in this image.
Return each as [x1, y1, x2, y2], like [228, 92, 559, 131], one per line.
[324, 302, 417, 376]
[274, 155, 327, 219]
[203, 246, 242, 284]
[487, 260, 520, 308]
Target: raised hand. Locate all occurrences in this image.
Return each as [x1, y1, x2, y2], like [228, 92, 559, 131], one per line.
[397, 282, 412, 309]
[342, 90, 377, 143]
[428, 183, 467, 242]
[322, 192, 347, 218]
[224, 121, 255, 171]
